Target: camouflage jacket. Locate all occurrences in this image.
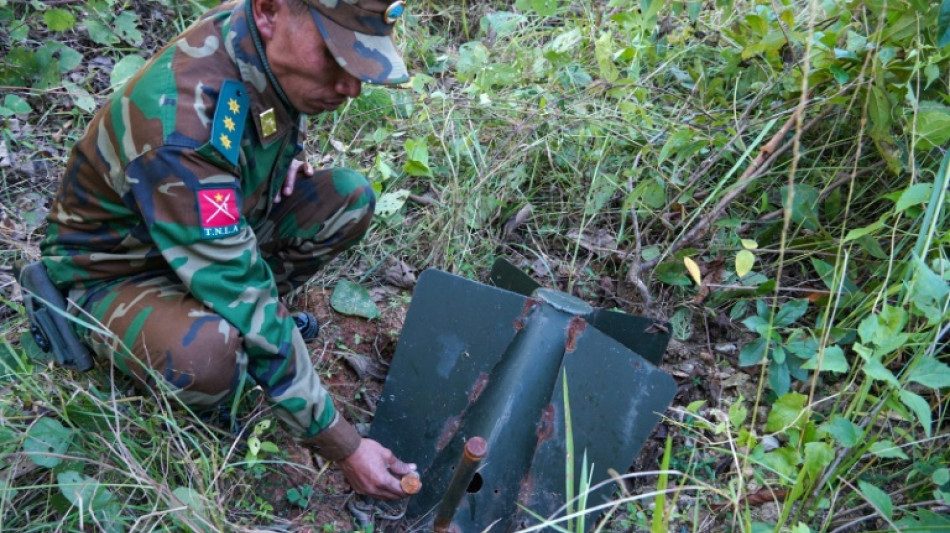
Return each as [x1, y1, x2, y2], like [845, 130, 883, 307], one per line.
[41, 1, 351, 447]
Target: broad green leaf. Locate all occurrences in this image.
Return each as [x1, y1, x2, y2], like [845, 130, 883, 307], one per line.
[811, 258, 858, 294]
[820, 416, 861, 447]
[800, 345, 849, 373]
[63, 81, 96, 112]
[331, 281, 380, 319]
[802, 441, 833, 480]
[761, 446, 800, 479]
[861, 358, 899, 387]
[908, 255, 950, 324]
[24, 418, 73, 468]
[769, 359, 791, 396]
[729, 399, 748, 427]
[57, 470, 116, 511]
[868, 85, 892, 135]
[374, 189, 410, 219]
[43, 8, 75, 31]
[939, 0, 950, 48]
[594, 31, 619, 83]
[736, 250, 755, 277]
[741, 239, 758, 249]
[739, 337, 767, 366]
[172, 486, 207, 515]
[480, 11, 525, 36]
[0, 94, 32, 117]
[907, 357, 950, 389]
[896, 183, 934, 212]
[842, 218, 885, 242]
[247, 436, 261, 456]
[110, 54, 146, 88]
[456, 41, 488, 82]
[85, 18, 118, 46]
[916, 107, 950, 149]
[113, 11, 143, 46]
[683, 256, 702, 285]
[899, 389, 933, 437]
[549, 28, 581, 55]
[869, 441, 909, 460]
[857, 480, 893, 519]
[774, 299, 808, 327]
[403, 138, 432, 177]
[932, 468, 949, 485]
[765, 392, 807, 433]
[259, 441, 279, 453]
[781, 184, 820, 231]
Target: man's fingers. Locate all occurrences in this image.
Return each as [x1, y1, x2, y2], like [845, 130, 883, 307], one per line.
[388, 460, 414, 477]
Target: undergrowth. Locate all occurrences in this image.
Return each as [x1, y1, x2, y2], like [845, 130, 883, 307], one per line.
[2, 0, 949, 531]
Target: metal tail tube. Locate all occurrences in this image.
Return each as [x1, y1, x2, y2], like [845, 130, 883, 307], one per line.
[433, 437, 488, 533]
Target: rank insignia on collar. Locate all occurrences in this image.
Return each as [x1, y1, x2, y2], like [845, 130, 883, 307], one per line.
[210, 80, 249, 167]
[259, 108, 277, 138]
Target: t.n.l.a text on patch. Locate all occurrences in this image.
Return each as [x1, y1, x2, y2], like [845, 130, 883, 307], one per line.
[197, 187, 242, 239]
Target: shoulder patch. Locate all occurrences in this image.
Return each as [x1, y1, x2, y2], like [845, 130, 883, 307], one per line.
[210, 80, 249, 166]
[196, 186, 242, 240]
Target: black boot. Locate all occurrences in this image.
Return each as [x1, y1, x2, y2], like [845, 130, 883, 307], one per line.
[292, 311, 320, 342]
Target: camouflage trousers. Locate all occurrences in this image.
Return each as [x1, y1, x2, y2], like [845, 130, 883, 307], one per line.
[70, 168, 375, 408]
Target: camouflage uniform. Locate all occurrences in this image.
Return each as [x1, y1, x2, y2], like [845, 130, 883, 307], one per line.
[40, 0, 407, 459]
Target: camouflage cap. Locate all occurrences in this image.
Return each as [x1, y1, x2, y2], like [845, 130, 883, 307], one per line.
[304, 0, 409, 85]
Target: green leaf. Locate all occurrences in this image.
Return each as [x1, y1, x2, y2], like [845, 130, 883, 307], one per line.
[932, 468, 949, 485]
[171, 486, 207, 515]
[861, 357, 899, 387]
[761, 446, 800, 479]
[908, 255, 950, 324]
[765, 392, 808, 433]
[456, 41, 489, 82]
[857, 480, 893, 520]
[57, 470, 116, 511]
[896, 183, 934, 212]
[374, 189, 410, 219]
[739, 337, 768, 366]
[24, 418, 73, 468]
[811, 258, 858, 294]
[907, 357, 950, 389]
[247, 436, 261, 456]
[938, 0, 950, 48]
[800, 345, 849, 373]
[868, 441, 909, 460]
[769, 359, 791, 395]
[899, 389, 933, 438]
[802, 441, 833, 480]
[403, 138, 433, 177]
[736, 250, 755, 277]
[916, 107, 950, 149]
[595, 31, 619, 83]
[781, 184, 820, 231]
[113, 11, 143, 46]
[729, 398, 748, 427]
[480, 11, 525, 36]
[820, 416, 862, 447]
[774, 299, 809, 327]
[43, 8, 76, 32]
[110, 54, 146, 88]
[85, 18, 118, 46]
[63, 81, 96, 112]
[0, 94, 32, 117]
[259, 441, 280, 453]
[330, 281, 380, 319]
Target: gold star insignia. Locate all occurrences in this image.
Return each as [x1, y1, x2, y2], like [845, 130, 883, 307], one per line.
[219, 134, 232, 151]
[214, 193, 224, 202]
[228, 98, 240, 114]
[223, 116, 236, 132]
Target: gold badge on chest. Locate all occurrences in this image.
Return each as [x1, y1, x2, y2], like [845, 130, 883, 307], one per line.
[259, 108, 277, 138]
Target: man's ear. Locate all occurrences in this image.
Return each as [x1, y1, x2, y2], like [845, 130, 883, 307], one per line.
[252, 0, 279, 41]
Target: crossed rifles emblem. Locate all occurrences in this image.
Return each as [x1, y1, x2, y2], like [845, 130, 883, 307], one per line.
[204, 192, 237, 225]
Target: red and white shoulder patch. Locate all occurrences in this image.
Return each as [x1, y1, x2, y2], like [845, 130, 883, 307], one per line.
[196, 187, 242, 239]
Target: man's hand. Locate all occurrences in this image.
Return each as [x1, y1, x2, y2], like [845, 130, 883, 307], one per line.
[274, 159, 314, 203]
[338, 438, 417, 500]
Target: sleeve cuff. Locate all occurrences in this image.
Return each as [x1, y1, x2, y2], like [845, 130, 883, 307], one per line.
[299, 414, 362, 462]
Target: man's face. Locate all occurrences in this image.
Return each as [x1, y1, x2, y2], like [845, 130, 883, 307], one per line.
[258, 0, 362, 114]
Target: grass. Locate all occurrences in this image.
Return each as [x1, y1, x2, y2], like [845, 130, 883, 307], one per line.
[3, 0, 950, 531]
